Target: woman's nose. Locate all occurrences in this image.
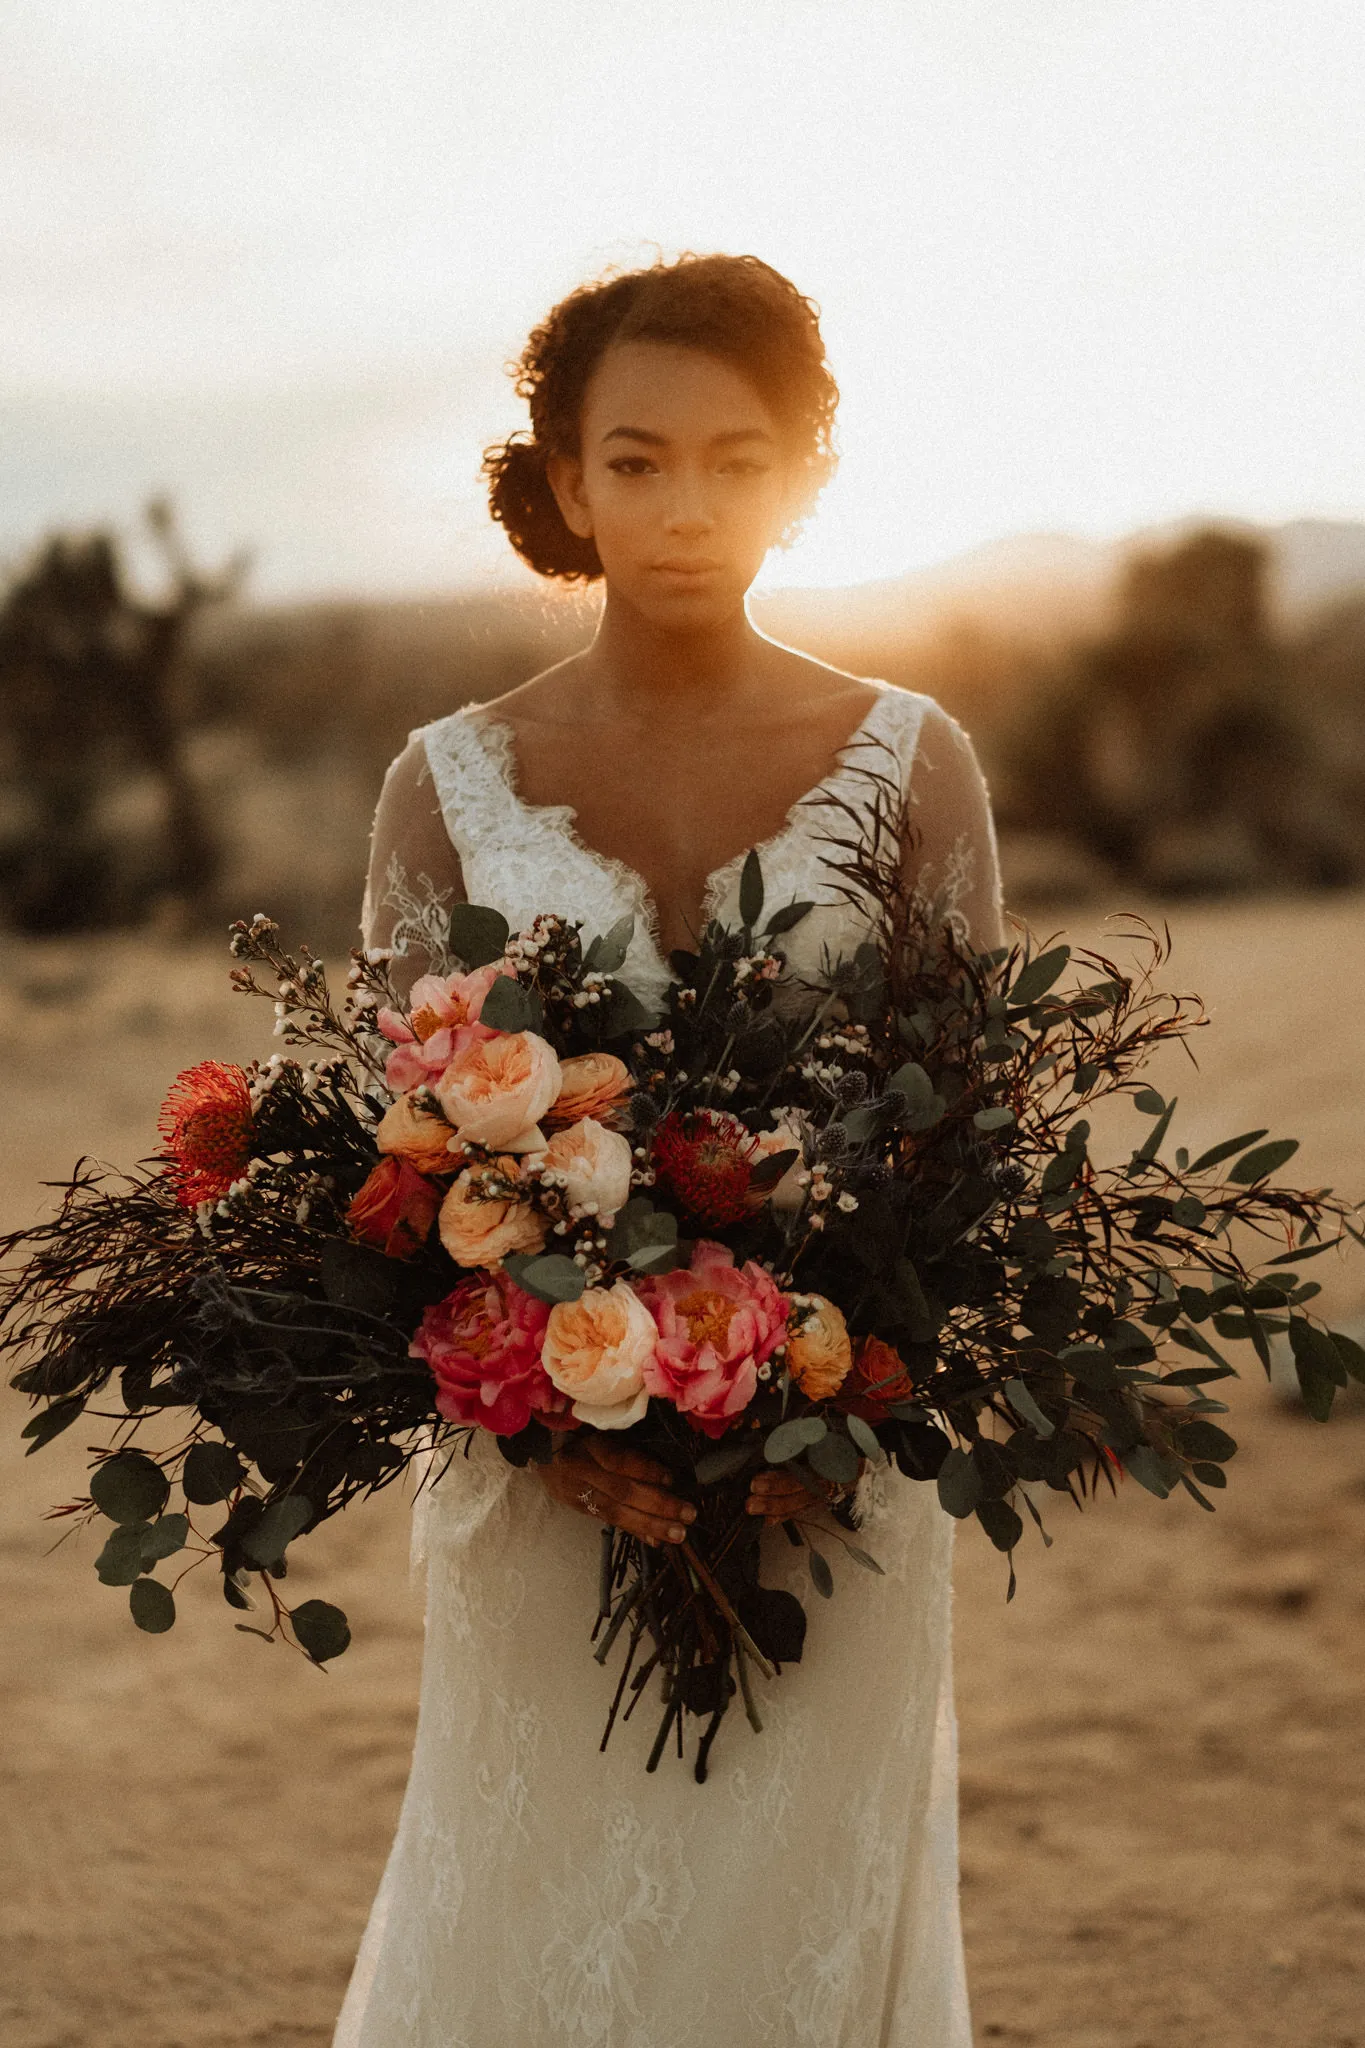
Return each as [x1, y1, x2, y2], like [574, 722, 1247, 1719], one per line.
[662, 476, 715, 535]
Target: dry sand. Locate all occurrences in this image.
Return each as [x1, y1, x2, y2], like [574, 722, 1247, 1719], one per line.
[2, 896, 1363, 2048]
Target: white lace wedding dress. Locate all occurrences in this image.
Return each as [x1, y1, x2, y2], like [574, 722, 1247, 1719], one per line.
[333, 679, 1003, 2048]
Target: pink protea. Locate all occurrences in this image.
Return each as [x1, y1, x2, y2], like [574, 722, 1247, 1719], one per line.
[376, 964, 502, 1093]
[410, 1268, 573, 1437]
[638, 1240, 790, 1439]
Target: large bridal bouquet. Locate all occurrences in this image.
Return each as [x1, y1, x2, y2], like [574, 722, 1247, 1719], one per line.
[5, 766, 1362, 1778]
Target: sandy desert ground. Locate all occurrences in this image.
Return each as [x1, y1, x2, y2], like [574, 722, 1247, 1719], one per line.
[2, 894, 1363, 2048]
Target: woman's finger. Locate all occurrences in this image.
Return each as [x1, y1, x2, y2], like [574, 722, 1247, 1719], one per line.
[583, 1439, 673, 1487]
[571, 1475, 692, 1546]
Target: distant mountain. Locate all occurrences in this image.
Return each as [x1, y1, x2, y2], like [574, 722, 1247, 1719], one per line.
[756, 516, 1365, 647]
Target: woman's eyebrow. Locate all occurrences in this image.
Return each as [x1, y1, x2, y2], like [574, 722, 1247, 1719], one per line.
[599, 425, 776, 447]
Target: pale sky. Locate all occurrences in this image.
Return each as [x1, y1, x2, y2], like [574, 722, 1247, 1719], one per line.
[2, 0, 1362, 597]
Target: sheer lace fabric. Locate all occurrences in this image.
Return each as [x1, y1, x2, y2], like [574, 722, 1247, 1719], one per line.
[335, 681, 999, 2048]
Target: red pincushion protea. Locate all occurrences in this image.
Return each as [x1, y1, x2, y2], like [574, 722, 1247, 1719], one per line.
[157, 1061, 254, 1208]
[652, 1109, 758, 1228]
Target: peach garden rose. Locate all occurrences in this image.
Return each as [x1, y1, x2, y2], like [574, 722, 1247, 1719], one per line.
[536, 1116, 633, 1221]
[375, 1090, 461, 1176]
[541, 1281, 655, 1430]
[438, 1156, 547, 1269]
[435, 1029, 562, 1153]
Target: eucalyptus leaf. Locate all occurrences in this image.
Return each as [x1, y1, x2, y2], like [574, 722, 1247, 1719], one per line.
[1187, 1129, 1268, 1174]
[808, 1548, 834, 1598]
[1132, 1097, 1177, 1167]
[763, 899, 815, 936]
[936, 1447, 983, 1519]
[1176, 1419, 1237, 1462]
[584, 913, 635, 975]
[973, 1105, 1016, 1132]
[843, 1542, 885, 1574]
[807, 1429, 861, 1485]
[21, 1395, 84, 1454]
[446, 901, 510, 969]
[694, 1440, 755, 1485]
[1228, 1136, 1299, 1185]
[243, 1493, 314, 1567]
[738, 847, 765, 929]
[95, 1524, 148, 1586]
[477, 974, 540, 1034]
[291, 1598, 351, 1662]
[129, 1577, 176, 1634]
[182, 1441, 246, 1505]
[846, 1414, 883, 1460]
[1004, 1378, 1055, 1439]
[764, 1416, 828, 1463]
[748, 1147, 799, 1190]
[1009, 945, 1070, 1008]
[1123, 1444, 1180, 1497]
[139, 1513, 190, 1565]
[1331, 1331, 1365, 1384]
[504, 1253, 587, 1305]
[90, 1451, 170, 1526]
[976, 1497, 1024, 1552]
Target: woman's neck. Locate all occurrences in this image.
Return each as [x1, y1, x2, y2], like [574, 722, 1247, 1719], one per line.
[572, 591, 785, 727]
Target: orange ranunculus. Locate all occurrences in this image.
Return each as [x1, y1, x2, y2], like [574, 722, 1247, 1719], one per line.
[839, 1335, 917, 1420]
[438, 1156, 548, 1269]
[545, 1051, 632, 1130]
[347, 1157, 443, 1259]
[375, 1090, 462, 1175]
[785, 1294, 853, 1400]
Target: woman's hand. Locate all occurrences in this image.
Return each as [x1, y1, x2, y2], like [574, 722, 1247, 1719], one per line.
[537, 1433, 698, 1548]
[745, 1464, 861, 1523]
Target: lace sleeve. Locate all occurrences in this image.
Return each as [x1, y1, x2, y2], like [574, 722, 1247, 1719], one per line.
[902, 702, 1006, 954]
[360, 735, 468, 997]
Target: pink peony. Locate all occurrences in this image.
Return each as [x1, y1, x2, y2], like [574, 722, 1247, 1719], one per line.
[377, 964, 502, 1093]
[410, 1268, 572, 1436]
[638, 1240, 790, 1439]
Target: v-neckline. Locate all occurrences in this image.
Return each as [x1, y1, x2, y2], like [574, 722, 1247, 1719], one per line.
[459, 681, 896, 971]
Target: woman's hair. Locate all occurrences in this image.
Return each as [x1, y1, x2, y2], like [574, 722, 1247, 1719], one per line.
[481, 252, 839, 583]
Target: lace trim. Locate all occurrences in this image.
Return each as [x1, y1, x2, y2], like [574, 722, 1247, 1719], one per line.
[452, 682, 926, 975]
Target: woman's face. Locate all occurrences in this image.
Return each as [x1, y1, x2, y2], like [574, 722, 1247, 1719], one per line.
[547, 340, 796, 630]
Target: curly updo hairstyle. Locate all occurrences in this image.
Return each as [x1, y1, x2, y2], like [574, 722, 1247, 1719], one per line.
[481, 252, 839, 583]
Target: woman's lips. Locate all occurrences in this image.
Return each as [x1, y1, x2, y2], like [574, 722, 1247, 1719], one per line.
[652, 559, 722, 576]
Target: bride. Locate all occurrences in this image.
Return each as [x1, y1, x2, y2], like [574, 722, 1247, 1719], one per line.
[335, 251, 1002, 2047]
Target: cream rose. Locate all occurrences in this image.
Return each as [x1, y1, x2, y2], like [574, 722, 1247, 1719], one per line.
[375, 1090, 461, 1175]
[537, 1116, 633, 1221]
[545, 1051, 631, 1129]
[748, 1114, 809, 1213]
[785, 1293, 853, 1399]
[434, 1030, 561, 1153]
[438, 1156, 548, 1269]
[541, 1280, 655, 1430]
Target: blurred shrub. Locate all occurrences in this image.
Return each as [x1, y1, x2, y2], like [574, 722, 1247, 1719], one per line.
[0, 502, 243, 933]
[4, 512, 1362, 942]
[997, 530, 1365, 893]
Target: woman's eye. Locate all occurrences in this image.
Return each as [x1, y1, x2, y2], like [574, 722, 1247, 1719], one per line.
[607, 457, 656, 477]
[721, 460, 771, 478]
